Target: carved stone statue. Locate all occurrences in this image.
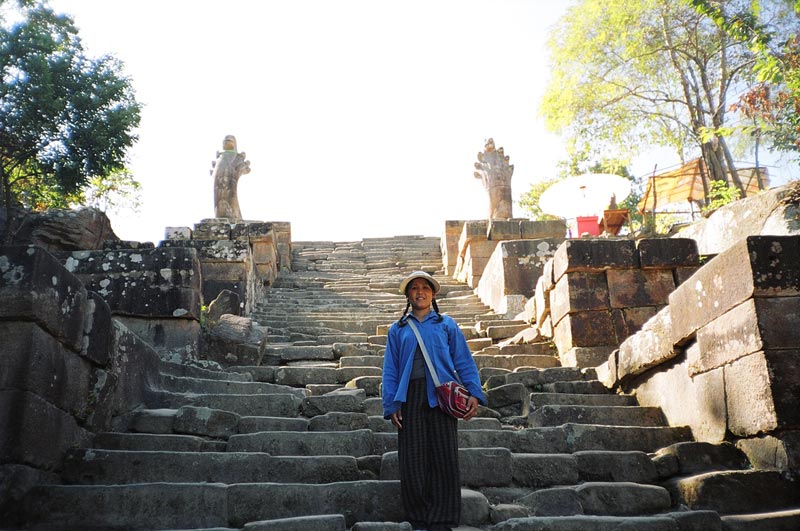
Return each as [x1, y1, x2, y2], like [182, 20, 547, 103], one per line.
[211, 135, 251, 220]
[474, 138, 514, 219]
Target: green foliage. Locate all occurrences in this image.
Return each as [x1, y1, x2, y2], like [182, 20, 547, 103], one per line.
[539, 0, 794, 182]
[81, 169, 142, 214]
[702, 179, 742, 212]
[688, 0, 800, 159]
[0, 0, 141, 213]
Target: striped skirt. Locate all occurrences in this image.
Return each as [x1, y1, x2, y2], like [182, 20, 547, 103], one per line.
[398, 377, 460, 530]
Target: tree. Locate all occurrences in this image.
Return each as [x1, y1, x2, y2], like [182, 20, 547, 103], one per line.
[0, 0, 141, 220]
[689, 0, 800, 161]
[540, 0, 789, 196]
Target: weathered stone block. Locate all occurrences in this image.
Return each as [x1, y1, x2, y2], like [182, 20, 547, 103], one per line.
[534, 275, 549, 328]
[560, 346, 616, 369]
[164, 226, 191, 240]
[487, 239, 563, 301]
[511, 454, 579, 487]
[117, 316, 200, 361]
[637, 238, 699, 269]
[675, 186, 795, 255]
[173, 406, 240, 438]
[0, 322, 94, 420]
[487, 219, 520, 240]
[94, 319, 163, 425]
[674, 265, 701, 286]
[487, 383, 528, 408]
[65, 247, 202, 320]
[442, 220, 466, 274]
[542, 258, 555, 291]
[617, 306, 675, 382]
[82, 291, 113, 365]
[539, 314, 553, 339]
[520, 219, 568, 240]
[0, 245, 88, 353]
[725, 349, 800, 436]
[0, 389, 92, 470]
[607, 269, 675, 308]
[736, 431, 800, 471]
[459, 220, 489, 248]
[633, 355, 726, 443]
[692, 297, 800, 376]
[611, 306, 660, 343]
[192, 219, 232, 240]
[11, 207, 117, 252]
[552, 239, 638, 281]
[549, 271, 609, 325]
[552, 310, 617, 354]
[669, 236, 800, 346]
[595, 351, 618, 389]
[188, 239, 250, 263]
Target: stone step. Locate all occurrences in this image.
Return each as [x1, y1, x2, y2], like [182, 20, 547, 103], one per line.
[652, 441, 750, 476]
[272, 366, 382, 387]
[489, 512, 722, 530]
[528, 405, 667, 428]
[148, 390, 303, 418]
[541, 380, 609, 394]
[339, 355, 384, 368]
[157, 374, 301, 395]
[529, 393, 638, 408]
[158, 360, 253, 382]
[519, 481, 672, 517]
[93, 432, 227, 452]
[380, 448, 658, 487]
[473, 354, 561, 370]
[666, 469, 800, 514]
[478, 343, 557, 356]
[721, 508, 800, 531]
[225, 423, 693, 457]
[24, 481, 484, 530]
[62, 448, 361, 485]
[485, 367, 590, 390]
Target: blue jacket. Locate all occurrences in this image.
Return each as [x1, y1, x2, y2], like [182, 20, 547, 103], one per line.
[382, 311, 487, 418]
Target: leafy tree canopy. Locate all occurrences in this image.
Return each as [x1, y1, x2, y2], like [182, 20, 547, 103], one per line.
[540, 0, 796, 192]
[0, 0, 142, 214]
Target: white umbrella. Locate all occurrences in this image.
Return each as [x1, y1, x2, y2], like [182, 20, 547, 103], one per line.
[539, 173, 632, 219]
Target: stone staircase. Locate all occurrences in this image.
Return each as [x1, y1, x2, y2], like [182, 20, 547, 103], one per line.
[17, 235, 800, 530]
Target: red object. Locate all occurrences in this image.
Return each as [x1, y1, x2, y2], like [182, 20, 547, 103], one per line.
[436, 381, 471, 418]
[576, 216, 601, 236]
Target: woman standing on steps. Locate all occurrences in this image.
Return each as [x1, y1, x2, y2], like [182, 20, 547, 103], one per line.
[382, 270, 487, 531]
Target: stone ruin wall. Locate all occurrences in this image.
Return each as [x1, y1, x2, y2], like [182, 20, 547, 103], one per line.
[458, 183, 800, 474]
[0, 216, 291, 501]
[0, 246, 166, 486]
[163, 219, 292, 319]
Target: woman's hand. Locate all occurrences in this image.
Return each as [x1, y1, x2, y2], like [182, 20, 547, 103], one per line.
[463, 396, 480, 421]
[390, 410, 403, 429]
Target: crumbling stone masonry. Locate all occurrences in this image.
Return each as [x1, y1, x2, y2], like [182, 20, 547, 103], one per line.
[600, 235, 800, 472]
[534, 237, 700, 368]
[164, 219, 291, 317]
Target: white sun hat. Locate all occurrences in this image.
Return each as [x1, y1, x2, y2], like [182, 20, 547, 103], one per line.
[398, 270, 440, 295]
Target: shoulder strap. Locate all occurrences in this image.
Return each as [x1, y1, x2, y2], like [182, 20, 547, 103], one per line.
[406, 319, 442, 387]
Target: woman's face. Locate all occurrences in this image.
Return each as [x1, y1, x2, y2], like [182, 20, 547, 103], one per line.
[406, 278, 434, 313]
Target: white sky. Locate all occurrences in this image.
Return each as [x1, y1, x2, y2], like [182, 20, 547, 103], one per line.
[40, 1, 800, 243]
